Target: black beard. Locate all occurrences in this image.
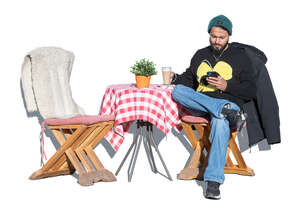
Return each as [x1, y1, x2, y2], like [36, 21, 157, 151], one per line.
[210, 42, 228, 56]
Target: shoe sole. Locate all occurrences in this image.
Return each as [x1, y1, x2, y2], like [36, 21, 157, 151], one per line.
[205, 194, 221, 200]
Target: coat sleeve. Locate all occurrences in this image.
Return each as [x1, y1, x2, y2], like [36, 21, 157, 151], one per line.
[256, 63, 281, 144]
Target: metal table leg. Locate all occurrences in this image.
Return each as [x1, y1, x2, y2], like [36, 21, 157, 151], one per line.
[148, 130, 172, 180]
[115, 120, 172, 181]
[144, 132, 157, 173]
[115, 126, 140, 176]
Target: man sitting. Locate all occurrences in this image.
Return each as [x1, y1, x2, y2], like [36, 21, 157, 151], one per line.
[170, 15, 256, 200]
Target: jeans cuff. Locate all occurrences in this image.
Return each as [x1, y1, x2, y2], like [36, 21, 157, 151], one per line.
[204, 176, 224, 184]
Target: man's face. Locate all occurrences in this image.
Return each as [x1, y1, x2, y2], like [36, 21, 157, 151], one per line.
[209, 26, 230, 53]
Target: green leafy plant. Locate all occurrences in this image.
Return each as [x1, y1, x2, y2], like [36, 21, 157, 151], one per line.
[130, 58, 157, 76]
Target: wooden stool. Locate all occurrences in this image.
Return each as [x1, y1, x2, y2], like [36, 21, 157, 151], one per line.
[178, 115, 254, 180]
[29, 115, 117, 186]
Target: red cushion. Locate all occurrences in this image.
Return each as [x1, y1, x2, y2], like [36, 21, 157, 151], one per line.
[181, 115, 209, 124]
[44, 114, 115, 126]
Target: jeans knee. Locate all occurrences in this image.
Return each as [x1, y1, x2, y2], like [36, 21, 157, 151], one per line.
[171, 84, 185, 101]
[229, 102, 240, 112]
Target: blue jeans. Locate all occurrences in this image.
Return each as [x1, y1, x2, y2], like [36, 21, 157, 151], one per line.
[172, 84, 240, 183]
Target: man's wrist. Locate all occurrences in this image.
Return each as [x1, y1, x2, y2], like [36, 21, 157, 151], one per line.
[171, 73, 177, 83]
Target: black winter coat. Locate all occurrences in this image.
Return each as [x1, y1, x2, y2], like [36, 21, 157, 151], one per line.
[231, 42, 281, 146]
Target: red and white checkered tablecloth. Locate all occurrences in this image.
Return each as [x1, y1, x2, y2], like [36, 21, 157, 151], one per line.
[99, 84, 186, 151]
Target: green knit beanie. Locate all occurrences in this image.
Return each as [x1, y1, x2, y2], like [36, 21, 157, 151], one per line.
[208, 15, 232, 35]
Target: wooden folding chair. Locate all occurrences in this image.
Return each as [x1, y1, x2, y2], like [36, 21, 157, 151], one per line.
[177, 115, 254, 180]
[29, 115, 116, 186]
[21, 47, 117, 186]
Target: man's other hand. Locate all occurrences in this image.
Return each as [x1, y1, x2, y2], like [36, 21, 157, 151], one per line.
[207, 76, 227, 91]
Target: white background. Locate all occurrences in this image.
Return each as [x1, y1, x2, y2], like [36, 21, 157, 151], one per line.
[1, 0, 299, 208]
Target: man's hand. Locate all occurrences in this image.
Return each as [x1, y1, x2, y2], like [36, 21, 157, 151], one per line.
[207, 76, 227, 91]
[169, 72, 175, 84]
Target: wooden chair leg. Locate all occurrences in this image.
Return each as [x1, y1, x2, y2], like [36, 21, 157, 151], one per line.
[49, 126, 94, 172]
[29, 126, 86, 180]
[65, 149, 85, 174]
[70, 122, 116, 183]
[84, 146, 104, 170]
[181, 122, 200, 149]
[178, 122, 209, 180]
[75, 122, 116, 183]
[225, 148, 235, 167]
[81, 122, 117, 182]
[85, 147, 116, 182]
[30, 125, 97, 178]
[69, 124, 116, 185]
[224, 131, 255, 176]
[178, 142, 201, 180]
[75, 148, 95, 173]
[40, 129, 76, 175]
[196, 125, 210, 180]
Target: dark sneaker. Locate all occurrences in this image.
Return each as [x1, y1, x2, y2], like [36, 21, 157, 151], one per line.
[205, 181, 221, 200]
[221, 108, 246, 131]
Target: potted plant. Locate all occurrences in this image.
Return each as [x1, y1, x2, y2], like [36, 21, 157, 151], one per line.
[130, 58, 157, 88]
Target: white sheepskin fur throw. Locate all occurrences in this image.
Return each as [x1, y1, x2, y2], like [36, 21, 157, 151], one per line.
[21, 47, 84, 119]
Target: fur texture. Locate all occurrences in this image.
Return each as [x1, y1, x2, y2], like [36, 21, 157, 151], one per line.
[21, 47, 84, 119]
